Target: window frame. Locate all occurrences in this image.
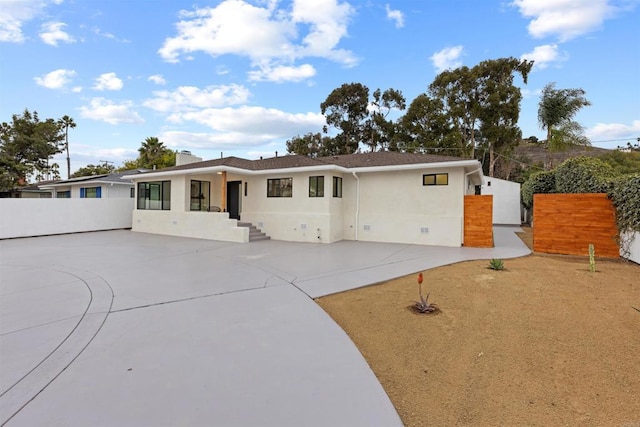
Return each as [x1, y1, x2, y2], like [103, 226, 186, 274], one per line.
[56, 190, 71, 199]
[332, 176, 342, 198]
[423, 173, 448, 186]
[80, 186, 101, 198]
[137, 181, 171, 210]
[190, 180, 210, 211]
[267, 178, 293, 198]
[309, 176, 324, 197]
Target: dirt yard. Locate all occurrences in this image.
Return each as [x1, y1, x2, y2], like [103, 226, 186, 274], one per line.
[317, 231, 640, 426]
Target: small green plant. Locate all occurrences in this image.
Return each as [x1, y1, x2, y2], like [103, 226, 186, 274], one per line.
[489, 258, 504, 271]
[415, 272, 438, 313]
[588, 243, 596, 272]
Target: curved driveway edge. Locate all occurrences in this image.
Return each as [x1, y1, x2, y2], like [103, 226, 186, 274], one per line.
[0, 227, 529, 426]
[0, 266, 113, 426]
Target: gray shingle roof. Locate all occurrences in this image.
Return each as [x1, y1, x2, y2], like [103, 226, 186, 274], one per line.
[134, 152, 473, 176]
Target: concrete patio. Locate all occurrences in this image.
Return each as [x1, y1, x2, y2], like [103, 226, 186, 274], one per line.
[0, 227, 529, 426]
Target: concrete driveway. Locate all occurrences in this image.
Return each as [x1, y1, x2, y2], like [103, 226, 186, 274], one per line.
[0, 227, 529, 426]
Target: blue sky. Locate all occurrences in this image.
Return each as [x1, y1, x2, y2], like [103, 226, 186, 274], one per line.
[1, 0, 639, 174]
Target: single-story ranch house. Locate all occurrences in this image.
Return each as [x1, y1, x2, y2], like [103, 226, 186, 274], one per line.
[122, 152, 485, 247]
[40, 170, 145, 199]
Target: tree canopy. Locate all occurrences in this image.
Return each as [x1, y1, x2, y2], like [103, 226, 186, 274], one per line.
[0, 109, 65, 190]
[289, 57, 533, 177]
[71, 163, 116, 178]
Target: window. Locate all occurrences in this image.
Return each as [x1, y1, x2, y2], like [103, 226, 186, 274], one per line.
[80, 187, 101, 198]
[130, 187, 135, 198]
[267, 178, 292, 197]
[244, 182, 247, 197]
[137, 181, 171, 210]
[423, 173, 448, 186]
[190, 180, 210, 211]
[309, 176, 324, 197]
[332, 176, 342, 198]
[56, 191, 70, 198]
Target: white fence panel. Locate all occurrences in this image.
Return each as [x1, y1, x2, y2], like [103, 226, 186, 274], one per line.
[0, 199, 134, 239]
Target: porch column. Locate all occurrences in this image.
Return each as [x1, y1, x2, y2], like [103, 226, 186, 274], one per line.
[220, 171, 227, 212]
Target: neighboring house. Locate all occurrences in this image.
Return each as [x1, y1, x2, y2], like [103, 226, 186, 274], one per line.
[0, 181, 56, 198]
[123, 152, 484, 247]
[482, 177, 521, 225]
[40, 170, 147, 199]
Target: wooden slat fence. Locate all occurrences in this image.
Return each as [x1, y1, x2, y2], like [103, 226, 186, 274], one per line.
[533, 193, 619, 258]
[464, 195, 493, 248]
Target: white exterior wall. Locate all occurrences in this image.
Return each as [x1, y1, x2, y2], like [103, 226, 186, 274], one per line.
[241, 172, 339, 243]
[132, 210, 248, 242]
[342, 168, 465, 247]
[483, 177, 521, 225]
[130, 175, 248, 243]
[622, 231, 640, 264]
[0, 198, 134, 239]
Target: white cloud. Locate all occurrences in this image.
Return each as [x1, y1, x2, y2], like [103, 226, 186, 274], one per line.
[79, 98, 144, 125]
[430, 45, 463, 73]
[39, 21, 76, 46]
[248, 63, 316, 82]
[385, 4, 405, 28]
[158, 0, 356, 82]
[520, 44, 567, 70]
[160, 106, 325, 149]
[175, 106, 325, 134]
[510, 0, 619, 41]
[93, 72, 123, 91]
[92, 27, 129, 43]
[586, 120, 640, 142]
[144, 84, 251, 113]
[148, 74, 167, 85]
[521, 88, 541, 99]
[0, 0, 45, 42]
[34, 68, 76, 89]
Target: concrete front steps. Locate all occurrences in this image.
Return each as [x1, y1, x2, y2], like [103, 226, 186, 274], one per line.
[238, 222, 271, 242]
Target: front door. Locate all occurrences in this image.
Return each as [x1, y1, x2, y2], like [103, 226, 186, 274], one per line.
[227, 181, 241, 220]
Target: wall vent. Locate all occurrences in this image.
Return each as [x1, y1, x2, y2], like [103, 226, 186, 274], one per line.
[363, 224, 371, 231]
[420, 227, 429, 234]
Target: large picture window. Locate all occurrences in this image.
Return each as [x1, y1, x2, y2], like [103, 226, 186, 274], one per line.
[267, 178, 292, 197]
[423, 173, 448, 186]
[190, 180, 210, 211]
[80, 187, 101, 198]
[137, 181, 171, 210]
[332, 176, 342, 198]
[56, 191, 70, 198]
[309, 176, 324, 197]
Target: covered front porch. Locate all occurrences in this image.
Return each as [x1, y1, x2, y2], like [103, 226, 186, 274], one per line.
[131, 169, 251, 243]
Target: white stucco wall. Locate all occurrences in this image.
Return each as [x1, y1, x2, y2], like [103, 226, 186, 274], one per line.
[622, 231, 640, 264]
[241, 172, 338, 243]
[342, 168, 465, 247]
[132, 210, 248, 243]
[483, 177, 521, 225]
[0, 198, 134, 239]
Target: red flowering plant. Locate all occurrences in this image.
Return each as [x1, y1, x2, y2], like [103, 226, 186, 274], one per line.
[415, 272, 437, 313]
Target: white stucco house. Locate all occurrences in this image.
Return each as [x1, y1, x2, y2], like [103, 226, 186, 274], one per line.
[41, 170, 146, 199]
[122, 152, 485, 247]
[482, 177, 521, 225]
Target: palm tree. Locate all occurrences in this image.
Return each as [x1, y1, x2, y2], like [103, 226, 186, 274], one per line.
[58, 115, 76, 179]
[138, 137, 168, 169]
[538, 83, 591, 154]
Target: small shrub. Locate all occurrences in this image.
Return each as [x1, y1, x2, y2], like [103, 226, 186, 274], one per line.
[489, 258, 504, 270]
[521, 170, 556, 209]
